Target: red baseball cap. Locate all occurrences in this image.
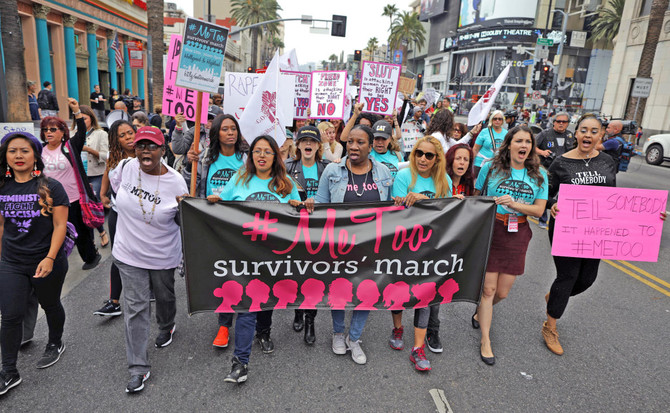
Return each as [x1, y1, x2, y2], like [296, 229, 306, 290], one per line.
[133, 126, 165, 146]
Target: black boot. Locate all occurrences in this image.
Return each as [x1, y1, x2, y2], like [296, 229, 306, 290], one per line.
[293, 309, 304, 332]
[256, 329, 274, 354]
[304, 314, 315, 345]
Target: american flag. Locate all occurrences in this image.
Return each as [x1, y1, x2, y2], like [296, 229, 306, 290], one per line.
[111, 32, 123, 69]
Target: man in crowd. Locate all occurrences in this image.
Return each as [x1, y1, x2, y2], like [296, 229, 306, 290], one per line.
[90, 85, 107, 122]
[598, 120, 625, 172]
[38, 81, 59, 117]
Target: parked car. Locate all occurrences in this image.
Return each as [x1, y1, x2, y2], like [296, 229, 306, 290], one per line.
[643, 134, 670, 165]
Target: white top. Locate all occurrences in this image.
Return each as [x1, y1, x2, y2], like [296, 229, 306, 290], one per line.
[110, 157, 188, 269]
[430, 131, 473, 153]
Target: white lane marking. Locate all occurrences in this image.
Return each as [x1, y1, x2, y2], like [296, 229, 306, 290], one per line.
[429, 388, 453, 413]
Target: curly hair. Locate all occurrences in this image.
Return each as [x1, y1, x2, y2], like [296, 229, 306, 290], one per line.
[489, 124, 544, 186]
[236, 135, 294, 197]
[355, 113, 379, 127]
[205, 114, 245, 165]
[408, 136, 450, 198]
[426, 109, 454, 137]
[107, 120, 136, 171]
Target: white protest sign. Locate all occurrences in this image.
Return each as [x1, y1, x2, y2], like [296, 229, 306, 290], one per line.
[0, 123, 36, 141]
[224, 72, 262, 120]
[358, 61, 401, 116]
[281, 71, 311, 120]
[400, 121, 423, 153]
[309, 71, 347, 119]
[423, 88, 440, 108]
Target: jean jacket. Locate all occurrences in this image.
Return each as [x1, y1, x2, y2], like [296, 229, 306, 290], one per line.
[314, 156, 393, 203]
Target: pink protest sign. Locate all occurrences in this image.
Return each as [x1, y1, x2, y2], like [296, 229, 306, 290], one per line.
[551, 184, 668, 262]
[358, 61, 401, 116]
[309, 71, 347, 119]
[281, 71, 311, 120]
[162, 35, 209, 123]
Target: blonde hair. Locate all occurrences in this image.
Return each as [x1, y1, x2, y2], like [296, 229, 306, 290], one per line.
[317, 121, 337, 153]
[488, 110, 505, 123]
[408, 136, 449, 198]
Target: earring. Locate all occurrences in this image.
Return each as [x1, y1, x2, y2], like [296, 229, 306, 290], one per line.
[5, 166, 11, 178]
[31, 164, 41, 178]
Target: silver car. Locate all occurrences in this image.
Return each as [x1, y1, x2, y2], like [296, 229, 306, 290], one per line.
[643, 133, 670, 165]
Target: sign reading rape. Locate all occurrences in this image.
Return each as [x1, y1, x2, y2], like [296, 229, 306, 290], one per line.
[552, 185, 668, 261]
[358, 61, 401, 116]
[175, 17, 228, 94]
[281, 71, 311, 119]
[163, 35, 209, 123]
[181, 198, 496, 314]
[309, 71, 347, 119]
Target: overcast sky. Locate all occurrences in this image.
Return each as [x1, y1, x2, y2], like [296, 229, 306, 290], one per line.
[172, 0, 406, 65]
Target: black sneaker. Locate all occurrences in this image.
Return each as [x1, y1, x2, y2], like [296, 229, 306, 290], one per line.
[93, 300, 122, 317]
[82, 253, 102, 270]
[425, 331, 443, 353]
[36, 342, 65, 369]
[0, 371, 21, 395]
[155, 325, 175, 348]
[256, 330, 274, 354]
[224, 357, 248, 384]
[126, 371, 150, 393]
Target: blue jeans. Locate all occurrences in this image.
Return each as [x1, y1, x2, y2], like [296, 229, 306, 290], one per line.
[539, 208, 549, 225]
[331, 310, 369, 341]
[233, 312, 257, 364]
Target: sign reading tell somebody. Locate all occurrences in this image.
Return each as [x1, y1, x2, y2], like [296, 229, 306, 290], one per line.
[357, 61, 401, 116]
[551, 185, 668, 262]
[309, 71, 347, 119]
[162, 35, 209, 123]
[175, 17, 229, 94]
[281, 71, 311, 120]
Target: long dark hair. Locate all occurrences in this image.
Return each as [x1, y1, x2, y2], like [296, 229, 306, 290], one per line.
[107, 120, 136, 171]
[205, 114, 245, 164]
[490, 124, 544, 186]
[236, 135, 293, 197]
[0, 135, 52, 216]
[445, 143, 474, 195]
[79, 105, 101, 130]
[426, 109, 454, 137]
[40, 116, 70, 145]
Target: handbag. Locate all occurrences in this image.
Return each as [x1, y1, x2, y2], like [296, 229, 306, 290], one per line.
[63, 222, 78, 256]
[65, 141, 105, 229]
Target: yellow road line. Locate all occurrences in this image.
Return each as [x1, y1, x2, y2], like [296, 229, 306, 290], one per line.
[604, 260, 670, 297]
[616, 260, 670, 289]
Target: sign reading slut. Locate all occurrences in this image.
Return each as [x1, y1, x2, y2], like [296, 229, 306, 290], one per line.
[552, 185, 668, 262]
[181, 198, 497, 314]
[358, 61, 401, 116]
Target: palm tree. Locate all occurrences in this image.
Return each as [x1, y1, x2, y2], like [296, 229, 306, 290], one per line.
[367, 37, 379, 61]
[589, 0, 625, 45]
[147, 0, 164, 108]
[231, 0, 282, 69]
[0, 2, 29, 120]
[382, 4, 398, 31]
[329, 54, 338, 70]
[321, 60, 329, 70]
[388, 11, 426, 68]
[625, 0, 670, 124]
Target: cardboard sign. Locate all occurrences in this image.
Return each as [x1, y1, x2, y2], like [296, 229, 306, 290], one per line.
[400, 121, 423, 153]
[0, 123, 36, 140]
[127, 41, 144, 69]
[175, 17, 229, 94]
[309, 71, 347, 119]
[398, 76, 416, 96]
[551, 184, 668, 262]
[162, 35, 209, 123]
[281, 71, 311, 120]
[224, 72, 262, 120]
[358, 61, 401, 116]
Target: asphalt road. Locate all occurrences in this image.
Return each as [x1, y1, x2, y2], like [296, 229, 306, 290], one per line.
[2, 154, 668, 412]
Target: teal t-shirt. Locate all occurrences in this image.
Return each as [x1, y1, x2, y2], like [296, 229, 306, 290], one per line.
[302, 163, 319, 198]
[206, 153, 245, 197]
[370, 150, 402, 179]
[475, 161, 548, 216]
[474, 127, 507, 167]
[220, 171, 301, 203]
[391, 167, 453, 199]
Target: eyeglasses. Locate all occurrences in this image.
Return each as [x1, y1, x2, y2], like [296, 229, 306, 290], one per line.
[135, 142, 160, 151]
[554, 120, 568, 124]
[41, 127, 60, 133]
[492, 118, 504, 121]
[415, 149, 436, 161]
[252, 149, 275, 157]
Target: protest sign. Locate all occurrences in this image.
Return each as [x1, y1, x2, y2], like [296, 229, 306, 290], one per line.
[0, 123, 36, 140]
[400, 121, 423, 153]
[279, 48, 299, 71]
[181, 197, 496, 314]
[309, 71, 347, 119]
[281, 71, 311, 120]
[398, 76, 416, 96]
[358, 61, 401, 116]
[175, 17, 229, 94]
[223, 72, 262, 120]
[162, 35, 208, 123]
[423, 88, 440, 108]
[127, 41, 143, 69]
[551, 184, 668, 262]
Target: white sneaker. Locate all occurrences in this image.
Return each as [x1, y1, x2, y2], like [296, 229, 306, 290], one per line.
[345, 335, 367, 365]
[332, 333, 346, 355]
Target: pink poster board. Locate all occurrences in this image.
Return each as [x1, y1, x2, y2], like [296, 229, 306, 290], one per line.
[357, 61, 401, 116]
[282, 71, 311, 120]
[309, 71, 347, 119]
[551, 184, 668, 262]
[162, 35, 209, 123]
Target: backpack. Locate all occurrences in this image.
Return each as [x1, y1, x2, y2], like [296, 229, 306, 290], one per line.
[615, 136, 635, 172]
[37, 90, 50, 109]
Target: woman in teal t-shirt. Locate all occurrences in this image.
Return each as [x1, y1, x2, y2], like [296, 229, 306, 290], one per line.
[370, 120, 404, 179]
[472, 124, 548, 366]
[473, 110, 506, 177]
[389, 135, 454, 372]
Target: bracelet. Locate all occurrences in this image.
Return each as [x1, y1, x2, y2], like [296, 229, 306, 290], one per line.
[45, 256, 55, 261]
[73, 110, 81, 116]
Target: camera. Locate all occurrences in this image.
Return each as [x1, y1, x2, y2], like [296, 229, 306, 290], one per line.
[599, 118, 638, 135]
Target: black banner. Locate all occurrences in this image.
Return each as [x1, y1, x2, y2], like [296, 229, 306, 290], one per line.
[181, 198, 496, 315]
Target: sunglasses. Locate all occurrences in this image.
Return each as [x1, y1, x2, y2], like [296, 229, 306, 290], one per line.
[415, 149, 436, 161]
[554, 120, 568, 124]
[492, 118, 504, 121]
[135, 142, 161, 151]
[41, 127, 60, 133]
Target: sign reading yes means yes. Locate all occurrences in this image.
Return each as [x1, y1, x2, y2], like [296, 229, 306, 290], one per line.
[358, 61, 401, 116]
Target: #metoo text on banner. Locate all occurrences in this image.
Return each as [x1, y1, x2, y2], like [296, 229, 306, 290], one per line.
[358, 61, 401, 116]
[551, 184, 668, 262]
[163, 35, 209, 123]
[309, 71, 347, 119]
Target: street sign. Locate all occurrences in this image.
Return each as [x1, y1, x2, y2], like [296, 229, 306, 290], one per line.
[393, 50, 403, 64]
[631, 77, 653, 98]
[522, 59, 534, 66]
[537, 38, 554, 46]
[536, 45, 549, 59]
[459, 56, 469, 74]
[532, 91, 541, 100]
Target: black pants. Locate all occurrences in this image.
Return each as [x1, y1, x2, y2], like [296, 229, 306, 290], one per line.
[107, 209, 122, 300]
[294, 309, 317, 321]
[218, 310, 273, 332]
[69, 200, 98, 264]
[0, 254, 68, 374]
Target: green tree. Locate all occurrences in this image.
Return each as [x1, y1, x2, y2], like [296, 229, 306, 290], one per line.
[321, 60, 329, 70]
[231, 0, 282, 69]
[382, 4, 398, 31]
[388, 11, 426, 67]
[589, 0, 625, 45]
[0, 1, 29, 120]
[367, 37, 379, 60]
[329, 54, 338, 70]
[271, 37, 284, 50]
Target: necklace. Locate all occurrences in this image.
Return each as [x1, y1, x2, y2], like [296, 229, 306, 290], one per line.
[137, 166, 161, 225]
[347, 160, 371, 197]
[581, 150, 596, 168]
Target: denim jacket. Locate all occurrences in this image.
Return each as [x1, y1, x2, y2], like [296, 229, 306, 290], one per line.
[315, 156, 393, 203]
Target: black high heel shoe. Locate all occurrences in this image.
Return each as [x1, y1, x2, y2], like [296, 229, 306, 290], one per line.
[480, 352, 496, 366]
[293, 310, 304, 332]
[304, 316, 315, 345]
[471, 312, 480, 329]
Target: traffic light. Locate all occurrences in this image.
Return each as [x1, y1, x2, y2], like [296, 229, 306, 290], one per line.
[331, 15, 347, 37]
[354, 50, 361, 61]
[504, 46, 513, 60]
[540, 65, 553, 90]
[247, 66, 253, 73]
[532, 61, 542, 90]
[417, 73, 423, 89]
